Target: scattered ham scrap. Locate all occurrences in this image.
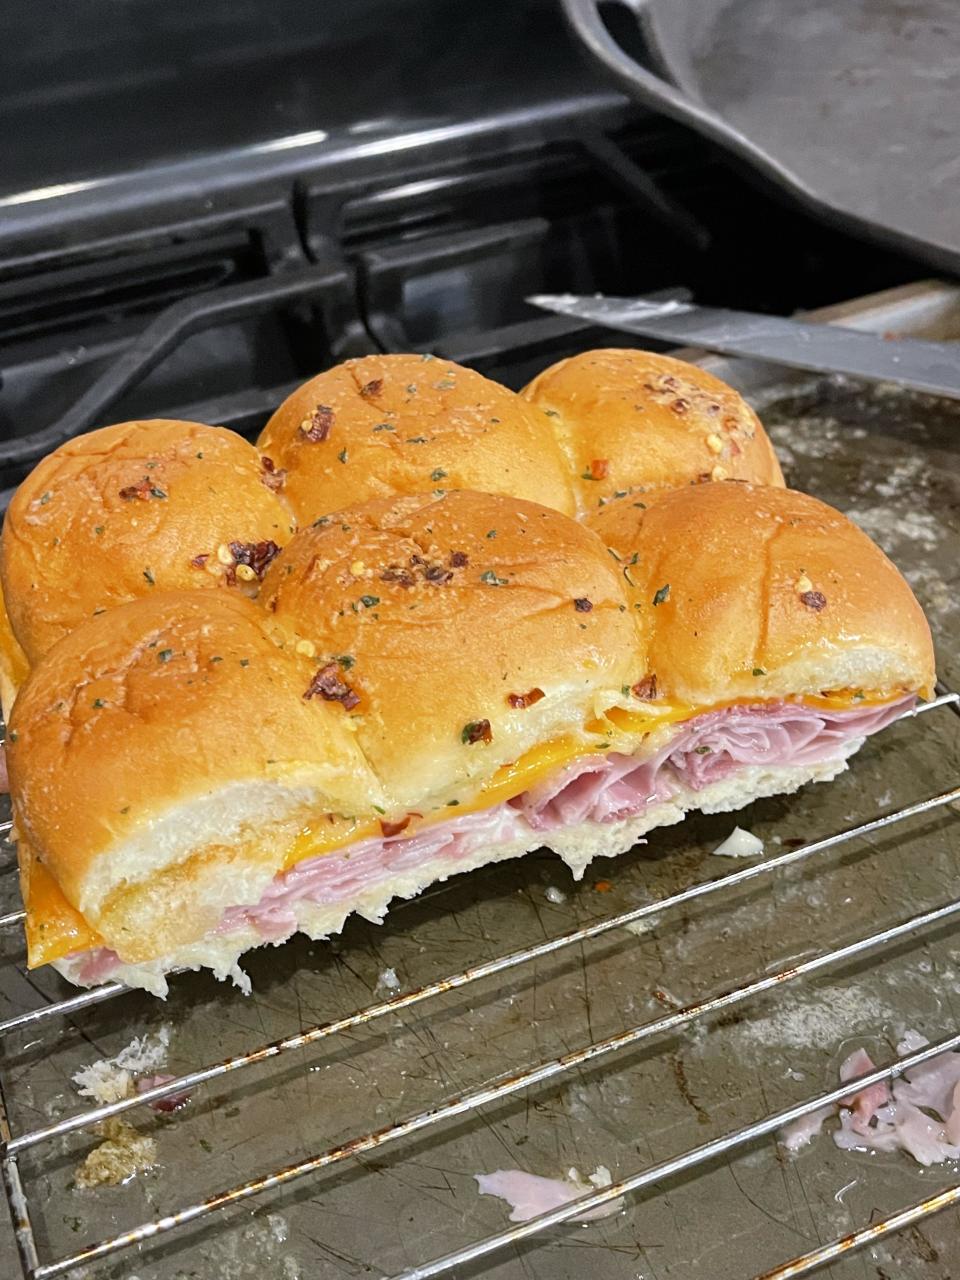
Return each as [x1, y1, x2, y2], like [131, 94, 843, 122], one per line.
[475, 1166, 624, 1222]
[781, 1031, 960, 1165]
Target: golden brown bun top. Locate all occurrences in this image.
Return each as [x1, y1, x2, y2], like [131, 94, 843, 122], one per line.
[586, 481, 935, 707]
[1, 420, 296, 664]
[257, 354, 577, 525]
[7, 590, 380, 915]
[261, 490, 641, 805]
[523, 348, 784, 513]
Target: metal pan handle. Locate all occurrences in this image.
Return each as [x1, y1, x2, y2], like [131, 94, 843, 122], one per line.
[561, 0, 771, 159]
[560, 0, 960, 273]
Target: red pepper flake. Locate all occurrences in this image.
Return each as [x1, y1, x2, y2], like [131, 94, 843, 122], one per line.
[381, 565, 416, 588]
[190, 553, 209, 569]
[588, 458, 609, 480]
[507, 687, 545, 710]
[380, 815, 412, 838]
[260, 456, 287, 491]
[360, 379, 383, 398]
[573, 597, 593, 612]
[631, 674, 659, 700]
[304, 662, 360, 709]
[299, 405, 335, 442]
[461, 719, 492, 745]
[448, 550, 469, 568]
[228, 540, 281, 580]
[670, 398, 690, 414]
[800, 590, 827, 612]
[118, 478, 155, 501]
[402, 553, 454, 585]
[594, 879, 613, 893]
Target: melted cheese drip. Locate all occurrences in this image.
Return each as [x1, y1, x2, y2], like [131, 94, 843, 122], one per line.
[21, 690, 903, 968]
[25, 861, 103, 966]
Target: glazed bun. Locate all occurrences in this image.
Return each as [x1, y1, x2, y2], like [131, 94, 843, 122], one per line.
[586, 481, 934, 707]
[261, 490, 640, 807]
[1, 420, 296, 664]
[257, 354, 577, 524]
[523, 348, 784, 512]
[8, 591, 381, 963]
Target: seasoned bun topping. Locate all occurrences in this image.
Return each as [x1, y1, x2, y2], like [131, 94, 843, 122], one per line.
[523, 348, 784, 512]
[258, 353, 577, 525]
[586, 481, 934, 707]
[1, 420, 295, 663]
[261, 490, 640, 806]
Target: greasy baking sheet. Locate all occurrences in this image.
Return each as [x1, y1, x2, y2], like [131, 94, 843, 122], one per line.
[1, 282, 959, 1280]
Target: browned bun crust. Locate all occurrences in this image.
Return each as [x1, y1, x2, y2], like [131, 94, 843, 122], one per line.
[257, 354, 577, 524]
[1, 420, 296, 664]
[586, 481, 934, 706]
[523, 348, 784, 512]
[7, 590, 380, 961]
[261, 490, 641, 806]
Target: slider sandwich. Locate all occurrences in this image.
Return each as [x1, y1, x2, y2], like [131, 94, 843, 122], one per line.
[0, 418, 296, 708]
[258, 353, 579, 524]
[258, 348, 785, 526]
[7, 485, 932, 995]
[523, 348, 785, 511]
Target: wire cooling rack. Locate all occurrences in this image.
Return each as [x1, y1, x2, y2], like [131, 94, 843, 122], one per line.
[0, 688, 958, 1279]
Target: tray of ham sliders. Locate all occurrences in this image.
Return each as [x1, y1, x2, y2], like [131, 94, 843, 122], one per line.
[0, 279, 957, 1280]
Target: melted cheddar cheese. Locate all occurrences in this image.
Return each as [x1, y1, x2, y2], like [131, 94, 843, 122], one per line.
[25, 860, 103, 966]
[283, 815, 380, 869]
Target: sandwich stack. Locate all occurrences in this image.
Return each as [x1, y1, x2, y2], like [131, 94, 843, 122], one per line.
[0, 349, 933, 995]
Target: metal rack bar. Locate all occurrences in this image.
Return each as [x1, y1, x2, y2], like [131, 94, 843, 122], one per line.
[22, 894, 960, 1277]
[0, 1072, 39, 1279]
[5, 777, 958, 1145]
[42, 1027, 960, 1280]
[754, 1183, 960, 1279]
[384, 1031, 960, 1280]
[0, 693, 954, 1052]
[0, 984, 126, 1038]
[0, 692, 957, 1278]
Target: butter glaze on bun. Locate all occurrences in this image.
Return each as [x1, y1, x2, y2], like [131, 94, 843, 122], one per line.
[586, 481, 934, 707]
[523, 348, 784, 512]
[7, 590, 381, 963]
[257, 354, 577, 524]
[1, 420, 296, 664]
[261, 489, 640, 807]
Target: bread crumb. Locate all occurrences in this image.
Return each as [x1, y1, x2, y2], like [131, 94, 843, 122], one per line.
[376, 967, 400, 992]
[712, 826, 764, 858]
[75, 1117, 156, 1188]
[72, 1028, 170, 1104]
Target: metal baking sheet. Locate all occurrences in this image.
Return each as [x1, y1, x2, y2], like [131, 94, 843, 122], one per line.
[1, 281, 959, 1279]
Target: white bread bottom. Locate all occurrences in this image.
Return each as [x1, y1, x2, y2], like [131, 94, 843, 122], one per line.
[53, 751, 857, 997]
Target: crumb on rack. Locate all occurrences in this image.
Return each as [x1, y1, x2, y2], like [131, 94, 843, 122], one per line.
[74, 1117, 156, 1189]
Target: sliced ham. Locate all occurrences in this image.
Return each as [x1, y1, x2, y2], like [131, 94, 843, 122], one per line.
[475, 1166, 623, 1222]
[782, 1030, 960, 1167]
[513, 697, 912, 830]
[65, 696, 915, 981]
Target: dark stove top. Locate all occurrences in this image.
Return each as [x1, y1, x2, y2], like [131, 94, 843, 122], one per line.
[0, 0, 925, 505]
